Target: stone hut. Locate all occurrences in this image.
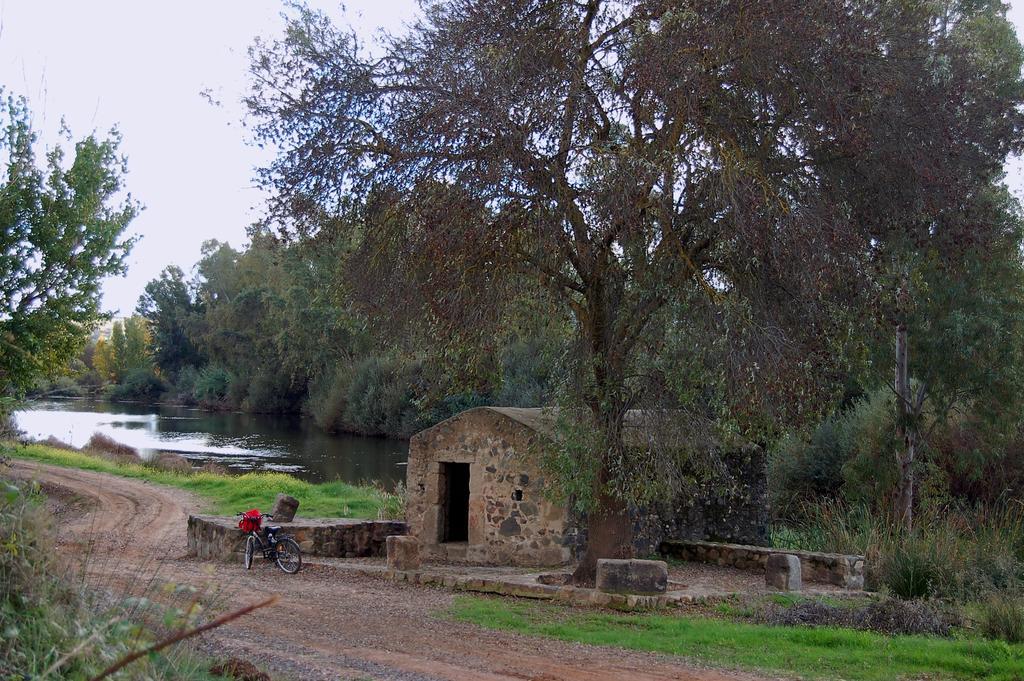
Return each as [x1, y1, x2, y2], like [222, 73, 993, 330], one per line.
[405, 406, 767, 567]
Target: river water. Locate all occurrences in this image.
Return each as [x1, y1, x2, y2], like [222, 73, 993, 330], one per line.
[14, 399, 409, 487]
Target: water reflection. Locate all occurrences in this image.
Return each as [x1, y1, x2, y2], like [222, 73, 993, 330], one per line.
[14, 399, 408, 487]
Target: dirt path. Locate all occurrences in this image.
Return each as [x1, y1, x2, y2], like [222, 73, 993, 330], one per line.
[7, 461, 767, 681]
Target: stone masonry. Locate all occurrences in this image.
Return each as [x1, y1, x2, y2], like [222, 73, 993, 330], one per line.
[187, 515, 406, 561]
[406, 408, 572, 566]
[406, 407, 772, 569]
[660, 539, 865, 589]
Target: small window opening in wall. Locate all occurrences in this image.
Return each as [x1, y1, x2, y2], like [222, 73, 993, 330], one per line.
[512, 489, 523, 501]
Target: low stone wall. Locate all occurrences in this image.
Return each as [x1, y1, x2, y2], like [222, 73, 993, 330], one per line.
[659, 539, 865, 590]
[187, 515, 407, 561]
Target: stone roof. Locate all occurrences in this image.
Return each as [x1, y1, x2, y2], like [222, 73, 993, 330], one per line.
[423, 406, 728, 450]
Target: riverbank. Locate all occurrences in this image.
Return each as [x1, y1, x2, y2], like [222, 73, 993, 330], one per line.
[6, 443, 403, 519]
[13, 398, 409, 485]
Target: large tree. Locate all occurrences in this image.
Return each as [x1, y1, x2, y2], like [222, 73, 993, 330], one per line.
[0, 94, 138, 397]
[137, 265, 205, 379]
[247, 0, 1022, 580]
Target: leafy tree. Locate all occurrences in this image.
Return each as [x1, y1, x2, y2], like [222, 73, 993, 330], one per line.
[0, 94, 138, 396]
[95, 317, 153, 382]
[247, 0, 1024, 580]
[136, 265, 205, 379]
[837, 2, 1024, 531]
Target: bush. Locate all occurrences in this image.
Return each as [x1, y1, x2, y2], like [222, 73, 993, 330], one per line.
[769, 388, 896, 515]
[341, 357, 423, 438]
[243, 370, 304, 413]
[168, 365, 200, 404]
[85, 432, 142, 464]
[978, 596, 1024, 643]
[152, 452, 193, 473]
[0, 480, 217, 678]
[109, 367, 168, 402]
[880, 536, 943, 600]
[775, 498, 1024, 601]
[306, 365, 354, 432]
[193, 366, 232, 405]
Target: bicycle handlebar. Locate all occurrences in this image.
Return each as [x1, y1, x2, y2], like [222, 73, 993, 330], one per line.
[234, 512, 274, 518]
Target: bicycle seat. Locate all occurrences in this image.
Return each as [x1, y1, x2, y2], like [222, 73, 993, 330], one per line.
[266, 526, 281, 535]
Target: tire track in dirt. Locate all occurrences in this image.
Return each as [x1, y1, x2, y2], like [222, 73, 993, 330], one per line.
[6, 460, 766, 681]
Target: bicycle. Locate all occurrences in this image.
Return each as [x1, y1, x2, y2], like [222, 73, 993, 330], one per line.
[235, 509, 302, 574]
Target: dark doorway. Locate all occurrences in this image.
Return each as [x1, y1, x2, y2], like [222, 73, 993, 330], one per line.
[441, 462, 470, 543]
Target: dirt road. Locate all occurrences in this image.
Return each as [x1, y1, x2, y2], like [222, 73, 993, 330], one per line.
[8, 460, 765, 681]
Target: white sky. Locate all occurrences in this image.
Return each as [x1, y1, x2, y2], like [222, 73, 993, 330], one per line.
[1, 1, 1024, 315]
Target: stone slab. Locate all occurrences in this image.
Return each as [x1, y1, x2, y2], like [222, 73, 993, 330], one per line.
[766, 553, 802, 591]
[270, 494, 300, 523]
[596, 559, 669, 595]
[386, 535, 421, 571]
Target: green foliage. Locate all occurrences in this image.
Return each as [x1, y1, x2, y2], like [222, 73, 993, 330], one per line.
[881, 537, 944, 600]
[192, 366, 231, 405]
[768, 388, 897, 513]
[979, 597, 1024, 644]
[0, 94, 138, 395]
[94, 316, 154, 384]
[775, 500, 1024, 602]
[450, 596, 1024, 680]
[108, 367, 167, 402]
[10, 443, 396, 519]
[0, 479, 219, 679]
[341, 357, 423, 437]
[136, 265, 205, 379]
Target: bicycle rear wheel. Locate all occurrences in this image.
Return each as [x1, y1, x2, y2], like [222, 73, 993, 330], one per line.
[275, 537, 302, 574]
[244, 534, 256, 570]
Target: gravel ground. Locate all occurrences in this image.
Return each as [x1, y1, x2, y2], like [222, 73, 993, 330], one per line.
[8, 460, 769, 681]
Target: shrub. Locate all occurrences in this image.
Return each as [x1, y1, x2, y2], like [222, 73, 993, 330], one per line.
[169, 365, 200, 404]
[85, 432, 142, 464]
[109, 367, 168, 402]
[978, 596, 1024, 643]
[306, 365, 353, 432]
[880, 537, 942, 599]
[341, 357, 423, 438]
[40, 436, 77, 451]
[243, 370, 304, 413]
[193, 366, 232, 405]
[0, 480, 222, 678]
[152, 452, 193, 473]
[51, 375, 87, 398]
[769, 388, 896, 515]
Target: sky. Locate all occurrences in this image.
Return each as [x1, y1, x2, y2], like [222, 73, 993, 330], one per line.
[1, 1, 1024, 315]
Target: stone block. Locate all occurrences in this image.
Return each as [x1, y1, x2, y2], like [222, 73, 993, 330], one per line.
[387, 535, 421, 571]
[596, 559, 668, 595]
[271, 494, 300, 522]
[766, 553, 802, 591]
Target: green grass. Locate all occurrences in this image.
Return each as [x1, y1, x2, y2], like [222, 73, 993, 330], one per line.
[8, 443, 397, 518]
[450, 596, 1024, 681]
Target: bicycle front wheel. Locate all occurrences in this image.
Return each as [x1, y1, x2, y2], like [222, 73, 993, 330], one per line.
[275, 537, 302, 574]
[244, 534, 255, 570]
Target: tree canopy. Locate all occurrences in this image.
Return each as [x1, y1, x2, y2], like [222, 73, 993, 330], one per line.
[0, 94, 138, 397]
[247, 0, 1024, 581]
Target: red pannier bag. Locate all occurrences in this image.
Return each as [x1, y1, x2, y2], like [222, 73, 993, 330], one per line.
[238, 509, 262, 533]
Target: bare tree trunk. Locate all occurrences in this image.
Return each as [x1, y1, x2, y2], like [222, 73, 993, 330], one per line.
[894, 322, 915, 533]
